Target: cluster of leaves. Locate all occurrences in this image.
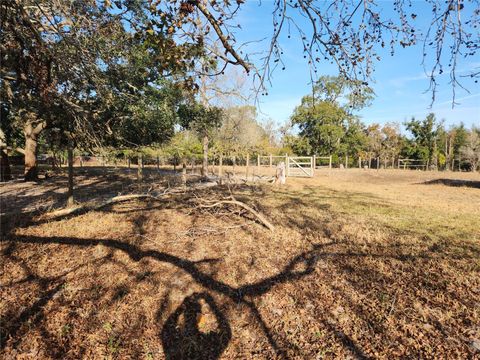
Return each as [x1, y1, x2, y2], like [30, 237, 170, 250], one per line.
[178, 103, 224, 136]
[289, 76, 373, 156]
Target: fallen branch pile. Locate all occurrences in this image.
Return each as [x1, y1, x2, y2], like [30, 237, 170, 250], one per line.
[41, 186, 275, 232]
[193, 198, 275, 231]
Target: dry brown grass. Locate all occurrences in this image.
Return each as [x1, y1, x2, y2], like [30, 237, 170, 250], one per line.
[1, 168, 479, 359]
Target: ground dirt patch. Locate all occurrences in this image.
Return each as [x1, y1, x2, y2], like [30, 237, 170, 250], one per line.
[1, 168, 479, 359]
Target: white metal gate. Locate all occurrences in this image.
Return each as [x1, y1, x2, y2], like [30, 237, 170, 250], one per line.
[287, 156, 314, 177]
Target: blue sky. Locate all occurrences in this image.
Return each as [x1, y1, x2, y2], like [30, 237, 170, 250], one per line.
[229, 0, 480, 130]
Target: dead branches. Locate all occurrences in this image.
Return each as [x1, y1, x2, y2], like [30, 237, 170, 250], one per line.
[41, 185, 275, 233]
[195, 199, 274, 231]
[44, 191, 171, 220]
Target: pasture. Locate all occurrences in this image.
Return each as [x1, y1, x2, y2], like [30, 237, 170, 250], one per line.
[1, 168, 479, 359]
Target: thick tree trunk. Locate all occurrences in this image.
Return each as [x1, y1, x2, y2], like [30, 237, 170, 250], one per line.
[0, 149, 12, 182]
[67, 144, 75, 207]
[202, 134, 208, 177]
[23, 119, 46, 181]
[0, 129, 11, 181]
[24, 134, 39, 181]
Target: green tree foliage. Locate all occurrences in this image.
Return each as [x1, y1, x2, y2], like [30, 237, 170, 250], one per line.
[290, 76, 372, 156]
[163, 131, 202, 164]
[404, 113, 442, 168]
[178, 102, 223, 176]
[105, 82, 182, 148]
[282, 135, 312, 156]
[178, 104, 223, 137]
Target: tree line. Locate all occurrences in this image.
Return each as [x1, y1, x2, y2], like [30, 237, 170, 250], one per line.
[282, 76, 480, 171]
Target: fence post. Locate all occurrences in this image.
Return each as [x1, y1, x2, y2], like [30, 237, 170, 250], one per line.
[313, 155, 316, 169]
[376, 157, 380, 170]
[329, 155, 332, 169]
[127, 157, 131, 169]
[285, 153, 288, 176]
[246, 153, 249, 180]
[137, 153, 143, 181]
[345, 155, 348, 169]
[219, 154, 223, 183]
[358, 157, 361, 168]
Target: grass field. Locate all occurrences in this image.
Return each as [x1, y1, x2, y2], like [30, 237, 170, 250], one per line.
[1, 168, 479, 359]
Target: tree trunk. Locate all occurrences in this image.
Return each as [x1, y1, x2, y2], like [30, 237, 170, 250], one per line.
[67, 144, 75, 207]
[218, 154, 223, 185]
[137, 153, 143, 181]
[0, 149, 12, 182]
[24, 133, 39, 181]
[182, 161, 187, 190]
[0, 128, 12, 182]
[23, 119, 46, 181]
[202, 134, 208, 177]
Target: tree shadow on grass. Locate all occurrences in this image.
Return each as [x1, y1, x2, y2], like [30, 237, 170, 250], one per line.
[419, 178, 480, 189]
[3, 233, 332, 359]
[4, 182, 477, 357]
[4, 228, 477, 358]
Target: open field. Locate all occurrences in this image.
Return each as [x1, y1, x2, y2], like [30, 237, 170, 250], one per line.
[1, 169, 479, 359]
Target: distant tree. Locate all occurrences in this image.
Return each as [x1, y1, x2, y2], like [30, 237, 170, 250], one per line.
[341, 118, 367, 164]
[381, 123, 403, 167]
[451, 123, 469, 169]
[214, 106, 266, 157]
[164, 131, 202, 187]
[291, 76, 373, 157]
[460, 128, 480, 171]
[164, 131, 202, 166]
[292, 101, 347, 156]
[178, 103, 223, 176]
[282, 135, 312, 156]
[365, 124, 383, 165]
[405, 113, 442, 169]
